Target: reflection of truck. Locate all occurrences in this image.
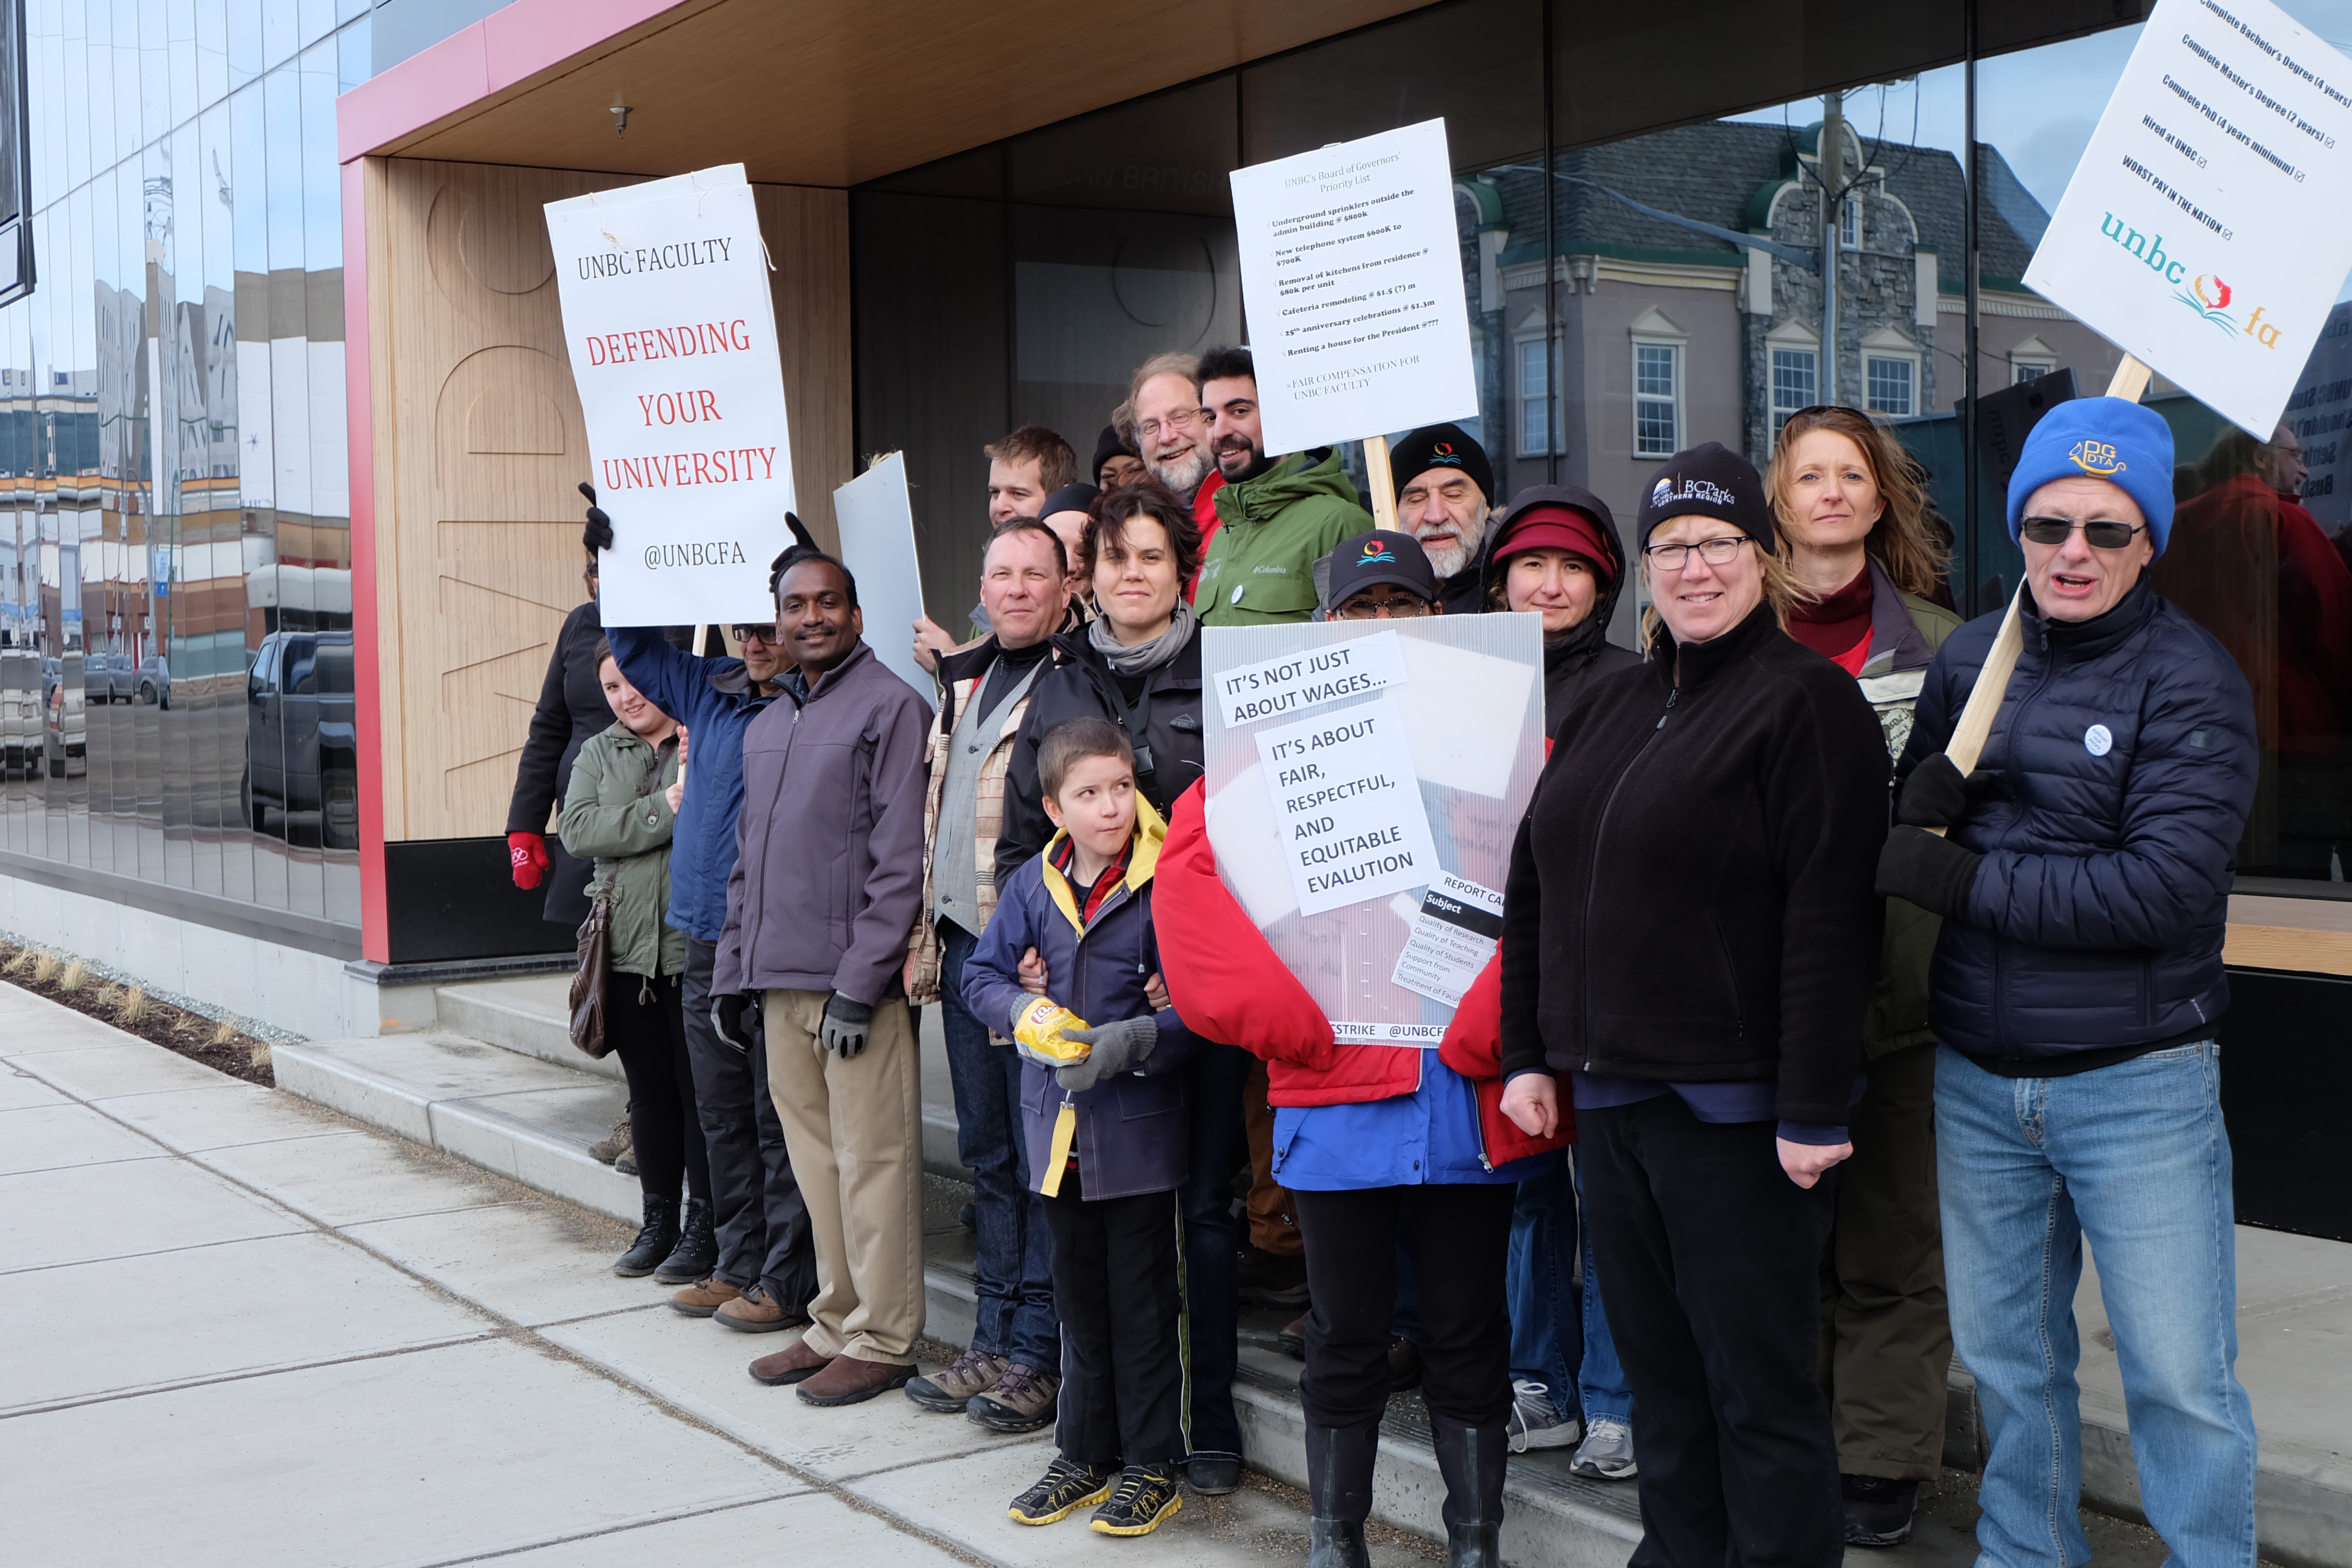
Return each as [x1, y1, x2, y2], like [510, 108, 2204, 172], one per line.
[240, 631, 358, 848]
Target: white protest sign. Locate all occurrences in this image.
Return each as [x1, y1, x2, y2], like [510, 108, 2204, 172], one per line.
[1390, 872, 1506, 1008]
[2022, 0, 2352, 435]
[1229, 119, 1481, 455]
[2283, 302, 2352, 530]
[1254, 693, 1441, 918]
[547, 165, 797, 626]
[1214, 629, 1408, 728]
[833, 453, 933, 703]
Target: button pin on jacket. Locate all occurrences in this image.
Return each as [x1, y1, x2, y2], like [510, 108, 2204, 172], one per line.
[1231, 585, 1244, 605]
[2084, 723, 2113, 757]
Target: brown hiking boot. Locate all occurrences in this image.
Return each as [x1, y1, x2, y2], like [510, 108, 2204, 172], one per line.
[905, 1348, 1008, 1413]
[748, 1338, 830, 1386]
[669, 1275, 744, 1318]
[797, 1354, 918, 1407]
[968, 1362, 1060, 1433]
[589, 1115, 632, 1165]
[714, 1283, 804, 1334]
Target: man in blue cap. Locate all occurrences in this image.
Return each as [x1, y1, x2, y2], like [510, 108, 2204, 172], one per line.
[1876, 397, 2260, 1567]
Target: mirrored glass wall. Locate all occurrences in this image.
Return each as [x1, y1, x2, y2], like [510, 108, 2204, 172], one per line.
[0, 0, 372, 938]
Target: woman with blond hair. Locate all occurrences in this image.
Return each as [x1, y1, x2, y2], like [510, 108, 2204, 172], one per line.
[1499, 442, 1887, 1564]
[1764, 405, 1961, 1546]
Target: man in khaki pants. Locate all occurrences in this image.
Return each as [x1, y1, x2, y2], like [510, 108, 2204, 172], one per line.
[714, 550, 932, 1406]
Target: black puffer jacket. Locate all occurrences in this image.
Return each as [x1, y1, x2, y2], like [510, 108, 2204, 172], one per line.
[994, 622, 1204, 888]
[1896, 580, 2256, 1067]
[506, 598, 611, 925]
[1500, 600, 1889, 1125]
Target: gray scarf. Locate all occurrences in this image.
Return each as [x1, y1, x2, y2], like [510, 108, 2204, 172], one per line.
[1090, 600, 1196, 676]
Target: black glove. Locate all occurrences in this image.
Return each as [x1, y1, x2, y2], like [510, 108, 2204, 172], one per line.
[820, 992, 874, 1059]
[1055, 1015, 1159, 1093]
[710, 992, 760, 1054]
[1875, 825, 1984, 919]
[580, 480, 614, 554]
[1896, 753, 1997, 830]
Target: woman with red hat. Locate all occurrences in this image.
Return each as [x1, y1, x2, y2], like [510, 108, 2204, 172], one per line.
[1482, 485, 1639, 734]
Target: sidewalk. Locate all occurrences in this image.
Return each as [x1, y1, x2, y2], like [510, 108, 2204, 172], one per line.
[0, 982, 1422, 1567]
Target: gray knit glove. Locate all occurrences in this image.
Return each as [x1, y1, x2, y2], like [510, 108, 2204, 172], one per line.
[1054, 1016, 1158, 1093]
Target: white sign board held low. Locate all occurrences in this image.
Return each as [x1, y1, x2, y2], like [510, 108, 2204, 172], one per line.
[548, 165, 798, 626]
[2023, 0, 2352, 435]
[833, 453, 933, 703]
[1229, 119, 1481, 455]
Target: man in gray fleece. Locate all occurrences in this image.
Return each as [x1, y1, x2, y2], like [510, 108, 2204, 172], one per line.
[716, 551, 933, 1408]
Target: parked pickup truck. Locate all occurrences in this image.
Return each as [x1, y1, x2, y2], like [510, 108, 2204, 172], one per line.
[240, 631, 358, 849]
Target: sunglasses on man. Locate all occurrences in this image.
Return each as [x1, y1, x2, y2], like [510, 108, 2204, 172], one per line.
[729, 623, 781, 645]
[2016, 517, 2147, 550]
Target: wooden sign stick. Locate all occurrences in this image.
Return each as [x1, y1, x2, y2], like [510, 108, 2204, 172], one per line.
[1364, 435, 1400, 532]
[1932, 353, 2152, 833]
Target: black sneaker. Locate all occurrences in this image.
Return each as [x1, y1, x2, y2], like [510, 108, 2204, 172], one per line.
[1235, 1243, 1310, 1306]
[1841, 1473, 1919, 1548]
[1008, 1457, 1117, 1526]
[1185, 1453, 1241, 1494]
[1090, 1463, 1185, 1536]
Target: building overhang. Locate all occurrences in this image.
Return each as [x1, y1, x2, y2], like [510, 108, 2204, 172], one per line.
[336, 0, 1434, 182]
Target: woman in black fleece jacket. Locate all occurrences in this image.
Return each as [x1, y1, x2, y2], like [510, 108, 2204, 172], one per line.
[1496, 443, 1887, 1566]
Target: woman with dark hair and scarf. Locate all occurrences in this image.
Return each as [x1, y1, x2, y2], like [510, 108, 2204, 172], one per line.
[1483, 485, 1639, 733]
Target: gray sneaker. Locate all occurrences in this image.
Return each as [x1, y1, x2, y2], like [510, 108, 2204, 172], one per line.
[904, 1348, 1007, 1413]
[1569, 1414, 1638, 1480]
[1507, 1379, 1581, 1453]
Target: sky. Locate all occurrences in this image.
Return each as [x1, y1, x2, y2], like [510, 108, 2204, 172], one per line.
[1720, 0, 2352, 300]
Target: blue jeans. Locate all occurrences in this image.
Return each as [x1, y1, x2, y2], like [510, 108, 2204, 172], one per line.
[1178, 1040, 1254, 1461]
[1507, 1162, 1577, 1397]
[1575, 1154, 1633, 1421]
[1936, 1042, 2257, 1568]
[939, 921, 1058, 1370]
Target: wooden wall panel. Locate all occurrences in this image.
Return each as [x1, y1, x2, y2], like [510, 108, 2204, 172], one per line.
[367, 158, 853, 842]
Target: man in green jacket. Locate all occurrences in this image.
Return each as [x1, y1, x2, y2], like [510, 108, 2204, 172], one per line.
[1190, 346, 1372, 625]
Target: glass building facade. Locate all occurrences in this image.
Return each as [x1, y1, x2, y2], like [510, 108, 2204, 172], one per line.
[855, 0, 2352, 894]
[0, 0, 374, 945]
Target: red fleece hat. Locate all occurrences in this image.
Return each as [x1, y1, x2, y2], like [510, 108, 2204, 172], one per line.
[1491, 503, 1618, 588]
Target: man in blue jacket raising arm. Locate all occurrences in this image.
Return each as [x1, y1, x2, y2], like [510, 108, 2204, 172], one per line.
[1875, 399, 2260, 1568]
[586, 488, 818, 1334]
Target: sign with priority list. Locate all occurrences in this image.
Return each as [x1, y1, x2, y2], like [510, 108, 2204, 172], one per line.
[547, 164, 798, 627]
[1228, 119, 1482, 456]
[2023, 0, 2352, 435]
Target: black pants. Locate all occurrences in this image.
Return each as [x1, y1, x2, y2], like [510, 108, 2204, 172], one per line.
[1294, 1183, 1516, 1432]
[606, 970, 709, 1206]
[1176, 1041, 1253, 1459]
[1581, 1096, 1842, 1568]
[681, 937, 816, 1309]
[1045, 1171, 1186, 1469]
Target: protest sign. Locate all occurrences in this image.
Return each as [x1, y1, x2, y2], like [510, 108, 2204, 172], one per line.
[1202, 614, 1543, 1045]
[832, 453, 933, 702]
[2282, 301, 2352, 530]
[547, 165, 797, 626]
[1228, 119, 1481, 475]
[2022, 0, 2352, 436]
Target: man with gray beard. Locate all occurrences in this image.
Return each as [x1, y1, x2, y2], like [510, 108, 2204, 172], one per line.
[1126, 352, 1226, 592]
[1389, 423, 1501, 616]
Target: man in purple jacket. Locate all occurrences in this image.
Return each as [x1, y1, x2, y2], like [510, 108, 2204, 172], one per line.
[716, 552, 934, 1407]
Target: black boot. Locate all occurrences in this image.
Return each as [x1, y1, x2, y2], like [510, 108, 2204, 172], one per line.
[1430, 1416, 1507, 1568]
[612, 1194, 679, 1277]
[1303, 1421, 1378, 1568]
[653, 1197, 718, 1285]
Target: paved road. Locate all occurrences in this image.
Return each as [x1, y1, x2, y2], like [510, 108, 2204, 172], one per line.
[0, 983, 1423, 1567]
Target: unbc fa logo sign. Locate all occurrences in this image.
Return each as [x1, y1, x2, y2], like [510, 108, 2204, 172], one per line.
[2068, 440, 2124, 477]
[2097, 213, 2284, 349]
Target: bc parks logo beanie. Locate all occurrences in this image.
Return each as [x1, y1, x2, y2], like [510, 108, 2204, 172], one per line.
[1635, 441, 1775, 554]
[2004, 397, 2176, 557]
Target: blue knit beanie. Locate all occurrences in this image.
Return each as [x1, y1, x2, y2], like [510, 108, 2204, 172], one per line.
[2005, 397, 2176, 557]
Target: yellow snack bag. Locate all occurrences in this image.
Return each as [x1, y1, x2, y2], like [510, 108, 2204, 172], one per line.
[1013, 996, 1093, 1066]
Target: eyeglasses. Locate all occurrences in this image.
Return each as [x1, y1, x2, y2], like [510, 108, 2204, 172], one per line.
[1136, 408, 1204, 441]
[2017, 517, 2146, 550]
[730, 624, 780, 644]
[1333, 593, 1434, 621]
[1642, 536, 1752, 571]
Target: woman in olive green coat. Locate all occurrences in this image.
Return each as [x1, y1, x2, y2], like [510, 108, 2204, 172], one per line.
[560, 641, 712, 1283]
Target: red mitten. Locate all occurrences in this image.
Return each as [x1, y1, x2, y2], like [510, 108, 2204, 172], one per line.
[508, 831, 549, 890]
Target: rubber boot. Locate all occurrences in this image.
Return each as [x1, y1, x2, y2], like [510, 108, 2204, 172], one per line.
[612, 1193, 679, 1277]
[1303, 1421, 1379, 1568]
[653, 1197, 718, 1285]
[1430, 1416, 1507, 1568]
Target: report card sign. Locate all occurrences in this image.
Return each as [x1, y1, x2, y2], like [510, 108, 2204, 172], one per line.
[2023, 0, 2352, 435]
[548, 165, 798, 626]
[1228, 120, 1482, 456]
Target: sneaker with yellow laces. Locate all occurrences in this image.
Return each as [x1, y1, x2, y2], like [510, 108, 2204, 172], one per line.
[1090, 1463, 1184, 1536]
[1007, 1457, 1117, 1526]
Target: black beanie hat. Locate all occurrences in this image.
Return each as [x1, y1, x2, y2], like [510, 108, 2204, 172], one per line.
[1039, 481, 1101, 518]
[1634, 442, 1776, 555]
[1389, 423, 1494, 505]
[1091, 424, 1139, 480]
